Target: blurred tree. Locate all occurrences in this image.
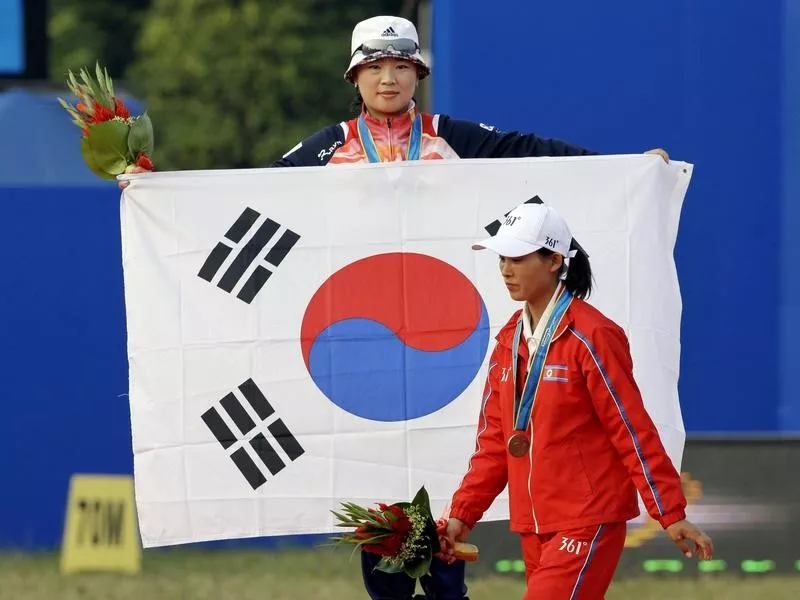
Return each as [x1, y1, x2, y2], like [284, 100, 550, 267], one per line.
[127, 0, 402, 170]
[48, 0, 152, 80]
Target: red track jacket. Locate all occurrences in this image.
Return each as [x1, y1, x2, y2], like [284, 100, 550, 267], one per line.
[449, 298, 687, 534]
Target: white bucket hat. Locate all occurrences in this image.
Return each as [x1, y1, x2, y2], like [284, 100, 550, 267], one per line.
[344, 16, 431, 82]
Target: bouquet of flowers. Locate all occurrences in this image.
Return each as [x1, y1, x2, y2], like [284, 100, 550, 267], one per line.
[57, 63, 154, 180]
[331, 486, 478, 578]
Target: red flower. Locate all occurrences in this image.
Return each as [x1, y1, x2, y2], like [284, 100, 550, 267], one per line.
[114, 98, 130, 119]
[356, 505, 413, 557]
[390, 511, 411, 537]
[362, 531, 405, 556]
[379, 504, 407, 521]
[136, 153, 154, 171]
[89, 100, 116, 124]
[371, 533, 405, 556]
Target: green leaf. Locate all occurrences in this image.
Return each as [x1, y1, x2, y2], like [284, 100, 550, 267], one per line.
[83, 65, 111, 108]
[98, 62, 115, 99]
[404, 555, 433, 579]
[57, 97, 85, 127]
[57, 97, 73, 112]
[80, 136, 116, 180]
[403, 527, 435, 580]
[79, 67, 94, 91]
[411, 486, 433, 517]
[85, 120, 131, 176]
[329, 509, 351, 522]
[105, 68, 115, 97]
[341, 502, 370, 514]
[96, 62, 110, 96]
[353, 534, 391, 546]
[66, 70, 81, 97]
[374, 557, 404, 574]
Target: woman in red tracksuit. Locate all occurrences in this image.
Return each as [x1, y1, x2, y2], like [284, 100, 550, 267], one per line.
[444, 202, 713, 599]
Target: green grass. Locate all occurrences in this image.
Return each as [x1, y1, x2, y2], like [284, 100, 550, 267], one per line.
[0, 549, 798, 600]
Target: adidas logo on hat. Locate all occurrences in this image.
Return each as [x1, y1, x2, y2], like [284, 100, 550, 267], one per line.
[381, 26, 398, 37]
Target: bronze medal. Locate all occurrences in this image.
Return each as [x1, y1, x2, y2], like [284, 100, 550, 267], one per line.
[507, 432, 530, 457]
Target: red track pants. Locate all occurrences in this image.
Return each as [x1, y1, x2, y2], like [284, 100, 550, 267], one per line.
[520, 522, 626, 600]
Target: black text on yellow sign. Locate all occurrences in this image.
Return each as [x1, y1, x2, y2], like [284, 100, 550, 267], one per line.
[60, 474, 142, 574]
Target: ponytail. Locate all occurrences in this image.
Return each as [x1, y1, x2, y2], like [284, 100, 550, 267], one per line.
[563, 240, 593, 299]
[536, 239, 593, 299]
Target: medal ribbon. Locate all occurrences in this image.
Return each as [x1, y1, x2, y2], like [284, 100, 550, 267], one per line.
[357, 110, 422, 163]
[511, 287, 574, 431]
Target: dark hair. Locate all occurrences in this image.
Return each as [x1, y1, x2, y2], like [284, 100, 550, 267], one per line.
[537, 240, 593, 299]
[350, 89, 364, 115]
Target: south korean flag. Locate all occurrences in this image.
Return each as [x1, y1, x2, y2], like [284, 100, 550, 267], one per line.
[120, 156, 691, 547]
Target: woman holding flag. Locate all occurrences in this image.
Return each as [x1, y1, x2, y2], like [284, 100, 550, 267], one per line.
[444, 202, 713, 599]
[270, 15, 604, 167]
[121, 15, 669, 188]
[270, 17, 667, 168]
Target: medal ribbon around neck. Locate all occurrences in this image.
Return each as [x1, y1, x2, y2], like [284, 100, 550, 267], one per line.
[357, 110, 422, 163]
[511, 286, 574, 432]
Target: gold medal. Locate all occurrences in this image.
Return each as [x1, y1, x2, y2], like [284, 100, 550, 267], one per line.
[507, 432, 530, 458]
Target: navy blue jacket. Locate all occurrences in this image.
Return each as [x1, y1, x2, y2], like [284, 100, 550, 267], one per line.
[270, 114, 598, 167]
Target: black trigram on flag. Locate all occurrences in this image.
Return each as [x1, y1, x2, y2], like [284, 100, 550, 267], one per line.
[201, 378, 305, 490]
[197, 207, 301, 304]
[484, 195, 544, 235]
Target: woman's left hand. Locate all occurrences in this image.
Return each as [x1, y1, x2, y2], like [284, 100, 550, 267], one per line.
[665, 519, 714, 560]
[645, 148, 670, 163]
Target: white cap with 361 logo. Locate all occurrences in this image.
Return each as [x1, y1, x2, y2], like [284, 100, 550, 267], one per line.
[472, 203, 574, 259]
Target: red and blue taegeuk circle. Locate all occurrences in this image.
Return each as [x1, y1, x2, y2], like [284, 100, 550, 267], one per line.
[300, 253, 490, 422]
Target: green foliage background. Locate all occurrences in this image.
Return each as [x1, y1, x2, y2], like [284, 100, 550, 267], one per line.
[48, 0, 404, 170]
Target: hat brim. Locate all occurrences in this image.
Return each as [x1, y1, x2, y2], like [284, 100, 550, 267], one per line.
[344, 52, 430, 82]
[472, 235, 544, 258]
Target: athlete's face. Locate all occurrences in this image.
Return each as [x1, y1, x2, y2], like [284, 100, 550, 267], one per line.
[499, 252, 563, 304]
[355, 58, 418, 119]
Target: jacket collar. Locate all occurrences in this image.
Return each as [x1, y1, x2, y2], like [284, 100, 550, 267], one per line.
[495, 303, 576, 351]
[360, 100, 417, 126]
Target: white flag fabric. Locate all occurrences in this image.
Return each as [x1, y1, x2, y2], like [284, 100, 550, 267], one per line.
[120, 155, 691, 548]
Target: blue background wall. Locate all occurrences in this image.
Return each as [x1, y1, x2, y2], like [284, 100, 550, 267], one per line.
[0, 1, 797, 549]
[0, 186, 130, 548]
[432, 0, 795, 433]
[781, 0, 800, 431]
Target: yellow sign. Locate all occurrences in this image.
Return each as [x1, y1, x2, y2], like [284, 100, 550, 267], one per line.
[60, 474, 142, 574]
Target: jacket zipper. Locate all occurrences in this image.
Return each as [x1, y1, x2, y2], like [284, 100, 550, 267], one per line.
[527, 421, 539, 533]
[387, 118, 393, 160]
[524, 324, 569, 535]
